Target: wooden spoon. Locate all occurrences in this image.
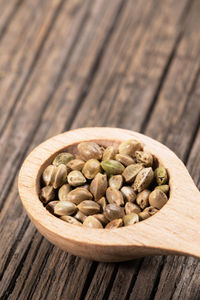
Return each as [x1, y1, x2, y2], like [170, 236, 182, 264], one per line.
[18, 127, 200, 262]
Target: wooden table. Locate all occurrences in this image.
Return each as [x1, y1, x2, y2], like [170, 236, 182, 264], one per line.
[0, 0, 200, 299]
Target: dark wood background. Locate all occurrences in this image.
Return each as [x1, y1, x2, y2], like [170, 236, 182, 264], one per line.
[0, 0, 200, 299]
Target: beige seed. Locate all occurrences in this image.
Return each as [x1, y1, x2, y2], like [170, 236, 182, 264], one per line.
[83, 216, 103, 228]
[135, 151, 153, 167]
[78, 142, 102, 160]
[144, 206, 158, 216]
[109, 175, 123, 190]
[74, 210, 87, 223]
[125, 202, 141, 215]
[121, 186, 136, 203]
[132, 167, 154, 192]
[138, 210, 150, 220]
[81, 184, 90, 191]
[67, 170, 86, 187]
[149, 189, 168, 209]
[93, 214, 109, 226]
[115, 154, 135, 166]
[46, 201, 59, 214]
[155, 185, 169, 194]
[78, 200, 100, 215]
[105, 219, 123, 229]
[90, 173, 108, 200]
[119, 139, 142, 157]
[58, 184, 71, 201]
[97, 197, 107, 210]
[60, 216, 82, 226]
[102, 146, 116, 161]
[106, 187, 124, 206]
[67, 159, 85, 171]
[136, 189, 150, 209]
[52, 164, 68, 189]
[122, 164, 144, 183]
[82, 159, 101, 179]
[67, 188, 93, 205]
[42, 165, 56, 186]
[54, 201, 77, 216]
[123, 213, 139, 226]
[40, 186, 55, 204]
[53, 152, 74, 166]
[104, 204, 125, 221]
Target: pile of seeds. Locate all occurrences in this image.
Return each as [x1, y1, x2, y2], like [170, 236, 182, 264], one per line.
[40, 140, 169, 229]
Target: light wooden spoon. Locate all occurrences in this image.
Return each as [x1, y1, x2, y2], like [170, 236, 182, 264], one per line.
[18, 127, 200, 262]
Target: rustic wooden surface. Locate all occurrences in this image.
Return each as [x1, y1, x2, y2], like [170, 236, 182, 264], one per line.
[0, 0, 200, 299]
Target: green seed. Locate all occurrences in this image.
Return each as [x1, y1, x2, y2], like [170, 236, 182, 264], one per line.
[122, 164, 144, 183]
[60, 216, 82, 226]
[67, 159, 85, 171]
[82, 159, 101, 179]
[40, 186, 55, 204]
[154, 167, 168, 185]
[123, 213, 139, 226]
[155, 185, 169, 194]
[58, 184, 71, 201]
[77, 200, 100, 215]
[102, 146, 116, 161]
[136, 189, 150, 209]
[54, 201, 77, 216]
[109, 175, 123, 190]
[67, 170, 86, 187]
[119, 139, 142, 157]
[90, 173, 108, 200]
[106, 187, 124, 206]
[120, 186, 136, 203]
[125, 202, 141, 215]
[67, 188, 93, 205]
[115, 154, 135, 166]
[105, 219, 123, 229]
[53, 152, 74, 166]
[78, 142, 102, 160]
[132, 167, 154, 192]
[104, 204, 125, 221]
[101, 160, 125, 175]
[135, 151, 153, 167]
[83, 216, 103, 228]
[149, 189, 168, 209]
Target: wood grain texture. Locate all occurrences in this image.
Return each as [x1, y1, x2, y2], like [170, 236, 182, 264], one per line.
[0, 0, 200, 298]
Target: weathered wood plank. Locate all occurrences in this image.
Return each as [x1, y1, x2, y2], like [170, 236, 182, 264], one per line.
[0, 0, 23, 38]
[72, 0, 189, 130]
[0, 0, 65, 134]
[0, 0, 93, 210]
[0, 0, 199, 299]
[0, 0, 127, 298]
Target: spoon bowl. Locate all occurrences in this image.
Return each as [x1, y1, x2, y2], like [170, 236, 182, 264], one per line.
[18, 127, 200, 262]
